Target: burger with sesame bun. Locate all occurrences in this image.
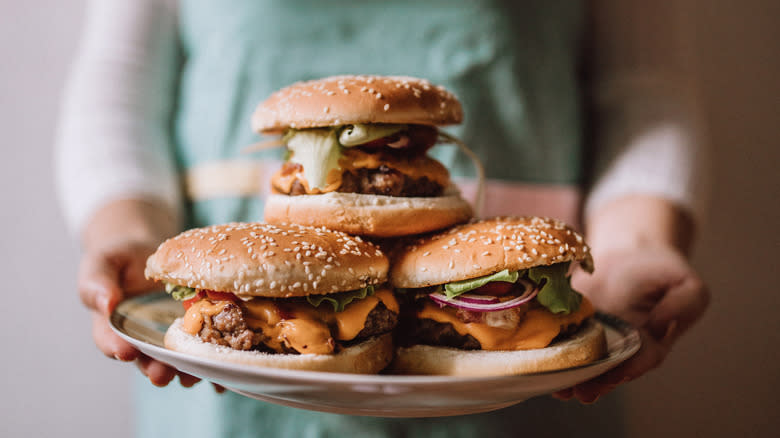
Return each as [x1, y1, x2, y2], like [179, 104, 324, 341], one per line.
[145, 222, 399, 373]
[389, 217, 607, 376]
[253, 75, 474, 237]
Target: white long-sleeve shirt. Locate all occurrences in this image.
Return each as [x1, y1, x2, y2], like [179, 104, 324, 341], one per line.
[55, 0, 707, 235]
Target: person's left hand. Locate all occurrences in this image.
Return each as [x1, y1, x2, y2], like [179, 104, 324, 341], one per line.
[553, 244, 709, 403]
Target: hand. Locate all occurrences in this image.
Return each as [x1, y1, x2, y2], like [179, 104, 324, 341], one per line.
[78, 199, 213, 389]
[79, 239, 201, 387]
[553, 196, 709, 403]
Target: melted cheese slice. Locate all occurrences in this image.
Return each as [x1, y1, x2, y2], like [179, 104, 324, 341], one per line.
[271, 148, 451, 195]
[182, 287, 398, 355]
[417, 296, 595, 350]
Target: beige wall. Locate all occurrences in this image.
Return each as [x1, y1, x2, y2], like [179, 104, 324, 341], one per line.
[623, 1, 780, 436]
[0, 1, 776, 437]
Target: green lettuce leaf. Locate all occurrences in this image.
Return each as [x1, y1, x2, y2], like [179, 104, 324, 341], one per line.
[165, 282, 198, 301]
[527, 263, 582, 314]
[307, 285, 375, 312]
[444, 269, 519, 298]
[285, 128, 343, 190]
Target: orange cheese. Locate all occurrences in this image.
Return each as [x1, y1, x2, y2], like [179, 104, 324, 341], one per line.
[271, 148, 450, 195]
[181, 287, 398, 355]
[182, 300, 228, 335]
[417, 297, 595, 350]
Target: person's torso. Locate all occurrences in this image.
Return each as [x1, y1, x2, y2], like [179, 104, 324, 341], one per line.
[174, 0, 585, 228]
[142, 3, 622, 437]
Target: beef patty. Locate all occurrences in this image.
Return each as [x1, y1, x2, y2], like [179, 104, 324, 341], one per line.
[283, 164, 443, 197]
[197, 300, 397, 354]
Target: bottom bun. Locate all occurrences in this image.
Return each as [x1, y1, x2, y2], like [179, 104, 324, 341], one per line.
[390, 319, 607, 376]
[263, 190, 473, 237]
[164, 318, 394, 374]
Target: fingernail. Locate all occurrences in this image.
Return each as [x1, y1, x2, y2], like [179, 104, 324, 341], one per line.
[580, 393, 600, 404]
[113, 353, 121, 361]
[663, 320, 679, 342]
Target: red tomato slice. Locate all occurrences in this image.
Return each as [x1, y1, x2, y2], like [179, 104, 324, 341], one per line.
[359, 135, 395, 148]
[205, 290, 237, 302]
[182, 291, 205, 310]
[472, 281, 514, 296]
[407, 125, 438, 152]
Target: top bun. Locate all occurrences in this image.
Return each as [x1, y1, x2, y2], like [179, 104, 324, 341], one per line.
[145, 222, 388, 299]
[252, 75, 463, 134]
[390, 217, 593, 288]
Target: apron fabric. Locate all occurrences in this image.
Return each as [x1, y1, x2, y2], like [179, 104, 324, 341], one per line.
[138, 1, 623, 436]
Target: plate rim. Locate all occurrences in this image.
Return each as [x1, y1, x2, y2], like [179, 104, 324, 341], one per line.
[110, 292, 641, 386]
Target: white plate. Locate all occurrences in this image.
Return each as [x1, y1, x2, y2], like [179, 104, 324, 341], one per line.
[110, 293, 640, 417]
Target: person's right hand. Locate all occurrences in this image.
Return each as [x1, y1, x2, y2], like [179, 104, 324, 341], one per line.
[79, 239, 202, 387]
[78, 199, 205, 389]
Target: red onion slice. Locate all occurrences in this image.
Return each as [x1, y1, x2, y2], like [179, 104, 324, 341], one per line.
[428, 286, 539, 312]
[456, 294, 500, 304]
[387, 135, 410, 148]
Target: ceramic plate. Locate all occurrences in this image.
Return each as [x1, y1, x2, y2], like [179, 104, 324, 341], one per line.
[110, 292, 640, 417]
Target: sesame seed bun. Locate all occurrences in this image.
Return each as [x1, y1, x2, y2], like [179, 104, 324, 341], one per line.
[263, 190, 473, 238]
[252, 75, 463, 134]
[390, 319, 606, 376]
[165, 319, 394, 374]
[145, 222, 388, 299]
[390, 216, 593, 288]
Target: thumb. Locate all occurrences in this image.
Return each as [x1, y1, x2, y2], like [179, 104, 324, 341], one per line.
[646, 273, 709, 342]
[79, 251, 124, 316]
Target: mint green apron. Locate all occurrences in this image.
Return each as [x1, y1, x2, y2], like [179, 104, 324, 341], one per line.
[136, 1, 623, 436]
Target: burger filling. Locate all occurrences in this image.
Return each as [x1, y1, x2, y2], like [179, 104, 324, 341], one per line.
[271, 124, 451, 197]
[166, 284, 399, 354]
[397, 262, 595, 351]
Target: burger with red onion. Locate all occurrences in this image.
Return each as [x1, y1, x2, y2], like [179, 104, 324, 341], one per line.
[389, 216, 607, 376]
[252, 75, 474, 237]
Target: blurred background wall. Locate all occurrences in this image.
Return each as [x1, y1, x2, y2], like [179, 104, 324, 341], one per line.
[0, 1, 776, 437]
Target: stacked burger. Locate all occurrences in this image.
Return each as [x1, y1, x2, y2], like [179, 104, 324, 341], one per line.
[146, 76, 605, 376]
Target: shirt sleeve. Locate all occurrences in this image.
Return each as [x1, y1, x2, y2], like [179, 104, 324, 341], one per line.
[54, 0, 182, 235]
[583, 1, 710, 224]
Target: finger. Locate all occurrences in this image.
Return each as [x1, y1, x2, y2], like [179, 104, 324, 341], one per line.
[571, 329, 669, 403]
[92, 312, 139, 361]
[551, 387, 575, 401]
[178, 372, 201, 388]
[136, 355, 178, 387]
[647, 274, 709, 342]
[112, 245, 159, 295]
[570, 373, 627, 404]
[79, 252, 123, 316]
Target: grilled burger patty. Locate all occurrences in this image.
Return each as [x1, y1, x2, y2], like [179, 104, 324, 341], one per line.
[195, 299, 398, 354]
[283, 164, 443, 197]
